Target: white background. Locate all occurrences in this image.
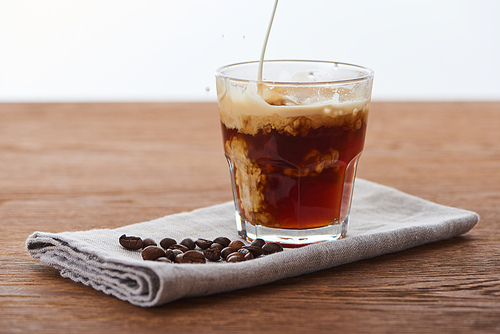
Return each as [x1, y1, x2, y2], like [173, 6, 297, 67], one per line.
[0, 0, 499, 102]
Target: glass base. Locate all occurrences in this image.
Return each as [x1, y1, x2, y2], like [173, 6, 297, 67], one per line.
[235, 211, 348, 247]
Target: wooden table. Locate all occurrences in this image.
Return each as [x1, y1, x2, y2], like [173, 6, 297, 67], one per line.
[1, 102, 499, 333]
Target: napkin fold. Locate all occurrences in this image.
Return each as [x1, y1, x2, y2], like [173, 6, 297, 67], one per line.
[26, 179, 479, 307]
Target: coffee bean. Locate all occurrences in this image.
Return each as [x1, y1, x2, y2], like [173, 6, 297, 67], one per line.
[159, 237, 177, 250]
[242, 245, 264, 258]
[164, 249, 177, 261]
[119, 234, 144, 250]
[250, 238, 266, 248]
[174, 253, 184, 263]
[203, 248, 221, 262]
[228, 240, 245, 250]
[221, 247, 236, 260]
[123, 234, 282, 264]
[179, 250, 206, 264]
[141, 246, 166, 261]
[238, 248, 255, 260]
[238, 248, 250, 255]
[210, 242, 224, 251]
[226, 252, 245, 263]
[142, 238, 157, 247]
[213, 237, 231, 248]
[169, 244, 189, 252]
[156, 257, 172, 263]
[180, 238, 196, 250]
[196, 238, 212, 250]
[171, 249, 184, 257]
[262, 242, 283, 254]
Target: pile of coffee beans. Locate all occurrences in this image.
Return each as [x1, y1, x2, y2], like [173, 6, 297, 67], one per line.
[119, 234, 283, 264]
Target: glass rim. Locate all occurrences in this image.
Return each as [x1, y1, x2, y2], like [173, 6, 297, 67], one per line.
[215, 59, 374, 85]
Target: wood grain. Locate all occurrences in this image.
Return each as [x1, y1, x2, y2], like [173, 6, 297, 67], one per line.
[1, 102, 499, 333]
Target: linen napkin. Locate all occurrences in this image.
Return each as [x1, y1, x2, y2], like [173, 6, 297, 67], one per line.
[26, 179, 479, 307]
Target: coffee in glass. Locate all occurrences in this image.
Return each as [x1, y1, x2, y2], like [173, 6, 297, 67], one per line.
[216, 60, 374, 246]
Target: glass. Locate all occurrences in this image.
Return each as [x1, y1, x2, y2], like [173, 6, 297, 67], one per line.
[215, 60, 374, 246]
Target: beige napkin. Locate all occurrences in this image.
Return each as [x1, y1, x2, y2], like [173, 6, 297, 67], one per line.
[26, 179, 479, 307]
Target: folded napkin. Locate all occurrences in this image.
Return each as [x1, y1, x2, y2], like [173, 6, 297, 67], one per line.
[26, 179, 479, 307]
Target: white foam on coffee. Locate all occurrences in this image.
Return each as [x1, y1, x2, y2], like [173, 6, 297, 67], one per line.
[218, 82, 370, 134]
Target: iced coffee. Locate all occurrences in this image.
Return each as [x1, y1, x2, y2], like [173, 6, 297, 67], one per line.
[216, 60, 374, 245]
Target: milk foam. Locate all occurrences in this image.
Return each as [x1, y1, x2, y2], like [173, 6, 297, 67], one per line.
[218, 82, 370, 135]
